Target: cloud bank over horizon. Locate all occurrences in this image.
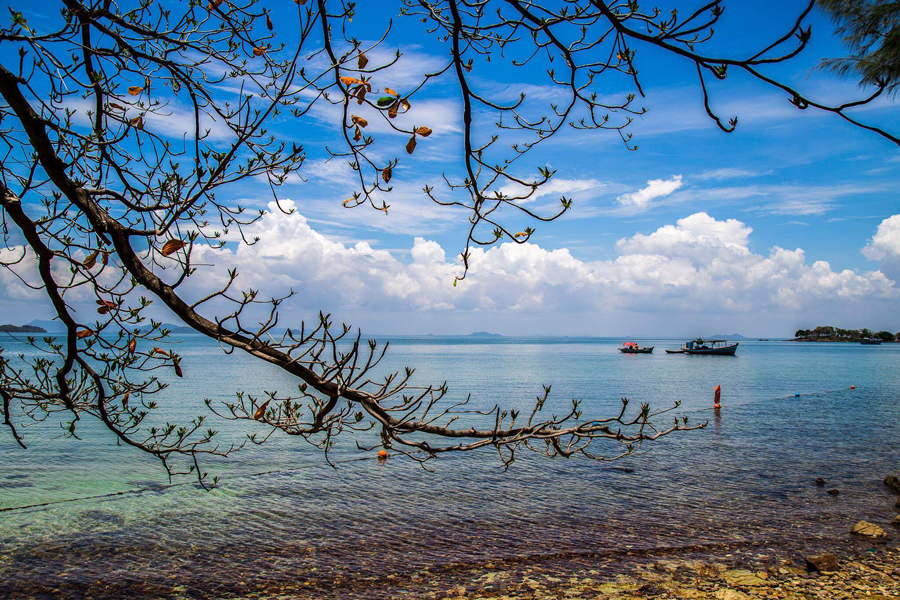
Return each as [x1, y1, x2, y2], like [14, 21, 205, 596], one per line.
[3, 203, 898, 336]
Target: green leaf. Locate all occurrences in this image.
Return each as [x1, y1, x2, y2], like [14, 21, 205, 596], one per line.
[377, 96, 395, 107]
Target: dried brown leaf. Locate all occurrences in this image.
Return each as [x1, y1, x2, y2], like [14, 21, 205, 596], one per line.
[406, 135, 417, 154]
[82, 251, 98, 269]
[161, 239, 186, 257]
[254, 399, 271, 420]
[415, 126, 433, 137]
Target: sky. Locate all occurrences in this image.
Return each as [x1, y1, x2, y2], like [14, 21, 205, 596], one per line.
[1, 0, 899, 337]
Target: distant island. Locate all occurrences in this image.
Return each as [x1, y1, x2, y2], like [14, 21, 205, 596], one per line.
[468, 332, 502, 338]
[0, 324, 47, 333]
[708, 333, 754, 341]
[793, 326, 898, 342]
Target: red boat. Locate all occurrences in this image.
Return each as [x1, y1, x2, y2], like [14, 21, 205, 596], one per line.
[619, 342, 654, 354]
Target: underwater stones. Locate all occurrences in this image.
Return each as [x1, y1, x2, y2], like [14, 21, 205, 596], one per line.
[805, 554, 839, 573]
[850, 520, 889, 539]
[885, 475, 900, 494]
[721, 569, 766, 586]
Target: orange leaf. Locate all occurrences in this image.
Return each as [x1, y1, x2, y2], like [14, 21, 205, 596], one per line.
[342, 199, 355, 206]
[101, 251, 109, 266]
[128, 338, 137, 354]
[385, 87, 399, 97]
[388, 101, 399, 119]
[351, 115, 368, 128]
[108, 103, 125, 111]
[252, 46, 268, 57]
[82, 250, 98, 269]
[122, 391, 130, 408]
[127, 86, 144, 96]
[161, 239, 187, 257]
[415, 126, 432, 137]
[514, 231, 527, 238]
[340, 76, 362, 87]
[76, 329, 94, 339]
[406, 135, 417, 155]
[400, 98, 411, 112]
[130, 115, 144, 129]
[353, 127, 361, 142]
[253, 399, 270, 420]
[358, 52, 368, 69]
[382, 166, 392, 183]
[96, 299, 116, 309]
[152, 347, 169, 356]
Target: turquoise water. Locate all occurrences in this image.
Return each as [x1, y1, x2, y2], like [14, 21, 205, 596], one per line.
[2, 336, 900, 597]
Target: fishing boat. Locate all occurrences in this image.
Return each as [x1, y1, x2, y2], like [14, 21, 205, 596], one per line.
[676, 339, 739, 356]
[619, 342, 654, 354]
[860, 338, 883, 345]
[665, 349, 685, 354]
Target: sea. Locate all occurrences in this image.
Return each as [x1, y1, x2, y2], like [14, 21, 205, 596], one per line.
[1, 335, 899, 598]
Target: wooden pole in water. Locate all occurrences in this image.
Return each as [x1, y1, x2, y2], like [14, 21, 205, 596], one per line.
[714, 385, 721, 409]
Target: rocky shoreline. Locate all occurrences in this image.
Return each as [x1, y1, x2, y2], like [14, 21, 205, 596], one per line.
[435, 547, 900, 599]
[430, 476, 900, 599]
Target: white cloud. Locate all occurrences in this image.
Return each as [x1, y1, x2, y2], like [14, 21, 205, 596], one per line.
[863, 214, 900, 261]
[175, 205, 897, 326]
[617, 175, 683, 209]
[696, 168, 761, 181]
[496, 178, 604, 203]
[4, 206, 897, 334]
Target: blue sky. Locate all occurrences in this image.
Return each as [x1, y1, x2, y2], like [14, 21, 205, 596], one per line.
[1, 0, 899, 336]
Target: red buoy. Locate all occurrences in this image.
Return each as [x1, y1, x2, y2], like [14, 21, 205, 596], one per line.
[377, 449, 388, 459]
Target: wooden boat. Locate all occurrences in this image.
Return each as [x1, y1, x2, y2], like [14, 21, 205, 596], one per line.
[619, 342, 654, 354]
[665, 349, 685, 354]
[679, 339, 738, 355]
[860, 338, 882, 345]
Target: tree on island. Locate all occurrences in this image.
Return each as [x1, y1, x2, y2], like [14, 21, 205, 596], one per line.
[0, 0, 896, 484]
[794, 327, 897, 341]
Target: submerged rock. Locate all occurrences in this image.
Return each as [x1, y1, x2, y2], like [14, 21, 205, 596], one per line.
[805, 553, 839, 573]
[715, 590, 751, 600]
[721, 569, 766, 586]
[885, 475, 900, 494]
[850, 520, 889, 539]
[815, 477, 825, 486]
[827, 488, 840, 496]
[892, 515, 900, 527]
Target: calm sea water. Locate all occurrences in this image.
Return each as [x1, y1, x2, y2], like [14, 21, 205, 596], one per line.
[1, 336, 899, 597]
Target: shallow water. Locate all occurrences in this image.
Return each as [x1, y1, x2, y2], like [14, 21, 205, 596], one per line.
[1, 336, 899, 597]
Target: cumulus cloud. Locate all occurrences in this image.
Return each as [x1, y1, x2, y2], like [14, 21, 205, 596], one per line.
[863, 214, 900, 261]
[617, 175, 683, 209]
[4, 205, 897, 333]
[174, 203, 896, 325]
